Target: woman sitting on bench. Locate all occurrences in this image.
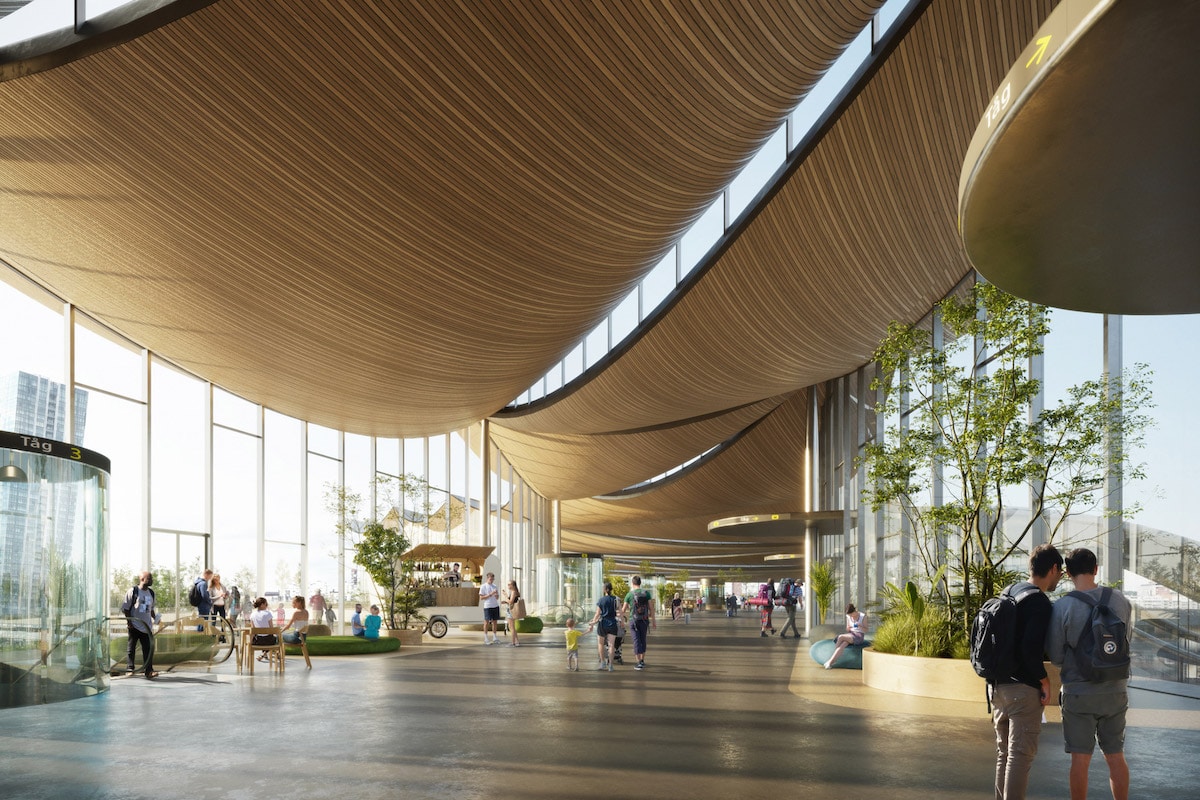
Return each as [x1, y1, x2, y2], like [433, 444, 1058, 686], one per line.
[823, 603, 868, 669]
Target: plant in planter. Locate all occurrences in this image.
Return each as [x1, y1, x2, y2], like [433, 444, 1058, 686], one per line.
[861, 282, 1152, 651]
[808, 560, 838, 625]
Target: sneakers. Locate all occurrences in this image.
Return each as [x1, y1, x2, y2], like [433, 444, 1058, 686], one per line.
[608, 660, 614, 672]
[822, 661, 832, 670]
[598, 660, 609, 671]
[634, 662, 644, 670]
[760, 631, 768, 637]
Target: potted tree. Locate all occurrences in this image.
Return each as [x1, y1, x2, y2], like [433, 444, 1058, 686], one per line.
[811, 561, 840, 642]
[858, 283, 1151, 699]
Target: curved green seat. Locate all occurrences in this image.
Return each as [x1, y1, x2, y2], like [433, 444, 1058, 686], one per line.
[284, 635, 399, 656]
[809, 638, 870, 670]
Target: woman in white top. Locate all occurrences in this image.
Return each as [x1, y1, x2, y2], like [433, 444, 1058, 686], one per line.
[208, 573, 228, 622]
[823, 603, 868, 669]
[280, 595, 309, 644]
[249, 597, 277, 660]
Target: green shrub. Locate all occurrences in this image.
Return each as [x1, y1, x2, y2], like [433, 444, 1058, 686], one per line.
[514, 616, 542, 633]
[870, 613, 952, 658]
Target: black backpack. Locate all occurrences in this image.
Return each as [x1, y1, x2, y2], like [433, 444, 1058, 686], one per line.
[632, 590, 651, 621]
[188, 579, 204, 607]
[1067, 588, 1130, 682]
[970, 582, 1039, 683]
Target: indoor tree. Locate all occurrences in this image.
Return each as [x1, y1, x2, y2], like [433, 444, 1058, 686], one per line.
[861, 282, 1152, 645]
[326, 474, 436, 630]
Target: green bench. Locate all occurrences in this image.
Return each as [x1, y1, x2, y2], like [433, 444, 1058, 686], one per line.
[284, 635, 399, 656]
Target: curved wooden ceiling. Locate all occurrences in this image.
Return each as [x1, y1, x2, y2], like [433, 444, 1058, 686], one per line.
[0, 1, 1062, 568]
[0, 0, 881, 436]
[494, 0, 1059, 559]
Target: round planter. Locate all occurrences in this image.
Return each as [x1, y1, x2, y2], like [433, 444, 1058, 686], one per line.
[862, 649, 1061, 704]
[386, 628, 424, 646]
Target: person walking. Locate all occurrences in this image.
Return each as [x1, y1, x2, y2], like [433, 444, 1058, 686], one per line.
[479, 572, 501, 645]
[120, 571, 161, 678]
[228, 585, 242, 626]
[588, 581, 621, 671]
[778, 580, 801, 639]
[759, 579, 777, 636]
[1046, 548, 1132, 800]
[989, 543, 1064, 800]
[503, 580, 523, 646]
[621, 575, 656, 670]
[308, 589, 326, 624]
[563, 618, 583, 671]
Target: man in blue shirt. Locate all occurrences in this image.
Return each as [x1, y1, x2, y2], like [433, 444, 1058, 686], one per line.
[350, 603, 365, 637]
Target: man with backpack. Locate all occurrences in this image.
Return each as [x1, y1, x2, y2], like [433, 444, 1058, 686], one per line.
[777, 577, 800, 639]
[119, 570, 162, 678]
[981, 543, 1063, 800]
[621, 575, 656, 670]
[1046, 548, 1132, 800]
[191, 569, 214, 620]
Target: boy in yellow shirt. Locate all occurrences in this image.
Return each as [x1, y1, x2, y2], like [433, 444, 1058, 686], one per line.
[564, 618, 583, 671]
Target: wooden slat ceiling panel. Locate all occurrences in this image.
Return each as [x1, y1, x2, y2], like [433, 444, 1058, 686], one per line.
[561, 527, 787, 563]
[487, 394, 787, 500]
[494, 0, 1058, 437]
[557, 389, 809, 537]
[525, 1, 1058, 562]
[0, 0, 882, 436]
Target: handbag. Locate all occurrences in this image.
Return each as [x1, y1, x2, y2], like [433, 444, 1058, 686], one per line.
[514, 598, 527, 619]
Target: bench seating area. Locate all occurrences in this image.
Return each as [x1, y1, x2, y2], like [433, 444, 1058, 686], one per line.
[284, 635, 400, 656]
[109, 631, 224, 666]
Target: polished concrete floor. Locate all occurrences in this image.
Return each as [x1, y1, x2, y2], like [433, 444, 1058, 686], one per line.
[2, 612, 1198, 799]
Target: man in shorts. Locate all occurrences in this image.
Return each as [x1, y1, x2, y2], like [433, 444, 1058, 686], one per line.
[1046, 548, 1132, 800]
[479, 572, 501, 645]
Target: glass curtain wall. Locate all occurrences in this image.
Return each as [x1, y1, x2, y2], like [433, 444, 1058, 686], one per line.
[810, 275, 1200, 693]
[0, 265, 549, 642]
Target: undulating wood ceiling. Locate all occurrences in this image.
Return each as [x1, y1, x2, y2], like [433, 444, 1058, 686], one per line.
[0, 0, 1058, 571]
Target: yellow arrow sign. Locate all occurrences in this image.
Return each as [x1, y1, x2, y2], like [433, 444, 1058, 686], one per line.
[1026, 35, 1052, 68]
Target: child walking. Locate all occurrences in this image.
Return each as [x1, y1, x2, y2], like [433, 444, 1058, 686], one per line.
[564, 618, 583, 671]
